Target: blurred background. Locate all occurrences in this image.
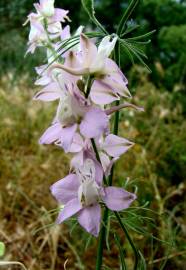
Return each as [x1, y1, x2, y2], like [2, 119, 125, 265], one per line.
[0, 0, 186, 269]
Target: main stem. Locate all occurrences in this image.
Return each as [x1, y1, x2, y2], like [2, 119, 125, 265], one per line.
[95, 41, 121, 270]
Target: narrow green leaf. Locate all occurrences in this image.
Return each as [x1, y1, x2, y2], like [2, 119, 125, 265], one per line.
[127, 30, 156, 41]
[124, 220, 172, 246]
[130, 39, 152, 45]
[129, 48, 151, 72]
[138, 251, 147, 270]
[70, 220, 79, 235]
[122, 24, 140, 36]
[120, 41, 135, 64]
[85, 235, 93, 250]
[124, 40, 148, 59]
[121, 39, 151, 72]
[0, 242, 5, 257]
[81, 0, 108, 34]
[117, 0, 140, 36]
[81, 0, 94, 16]
[114, 233, 127, 270]
[114, 212, 140, 270]
[120, 38, 149, 69]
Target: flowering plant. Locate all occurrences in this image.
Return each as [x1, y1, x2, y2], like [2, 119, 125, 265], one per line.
[25, 0, 154, 268]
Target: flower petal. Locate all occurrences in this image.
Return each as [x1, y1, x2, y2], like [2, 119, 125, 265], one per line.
[35, 75, 51, 86]
[33, 82, 62, 101]
[98, 35, 117, 58]
[99, 152, 110, 173]
[69, 133, 84, 153]
[102, 187, 136, 211]
[59, 124, 77, 152]
[39, 0, 55, 17]
[102, 73, 131, 98]
[80, 34, 97, 68]
[70, 151, 84, 168]
[60, 25, 70, 40]
[80, 108, 109, 138]
[94, 159, 103, 185]
[105, 157, 119, 177]
[35, 64, 47, 76]
[104, 58, 119, 74]
[90, 80, 119, 105]
[65, 51, 81, 70]
[57, 198, 82, 224]
[99, 152, 119, 176]
[50, 63, 88, 76]
[51, 8, 69, 22]
[39, 122, 62, 144]
[77, 204, 101, 237]
[50, 174, 80, 204]
[102, 134, 134, 157]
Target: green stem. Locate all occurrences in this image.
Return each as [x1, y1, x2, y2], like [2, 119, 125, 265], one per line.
[43, 19, 59, 61]
[85, 76, 94, 98]
[95, 208, 109, 270]
[91, 139, 108, 270]
[114, 212, 139, 270]
[91, 139, 107, 185]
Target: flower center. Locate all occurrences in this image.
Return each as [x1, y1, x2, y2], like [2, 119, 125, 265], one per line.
[76, 159, 100, 207]
[56, 95, 76, 126]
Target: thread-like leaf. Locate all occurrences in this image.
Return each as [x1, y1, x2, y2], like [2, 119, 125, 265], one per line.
[127, 30, 156, 41]
[81, 0, 108, 34]
[122, 24, 140, 36]
[114, 233, 127, 270]
[138, 251, 147, 270]
[120, 39, 151, 72]
[117, 0, 140, 36]
[125, 40, 148, 58]
[114, 212, 140, 270]
[120, 41, 135, 64]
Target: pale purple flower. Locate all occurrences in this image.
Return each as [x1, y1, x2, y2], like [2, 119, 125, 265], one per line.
[97, 134, 134, 175]
[36, 84, 109, 151]
[51, 34, 131, 104]
[34, 51, 112, 151]
[60, 25, 71, 40]
[51, 34, 116, 76]
[34, 0, 69, 21]
[24, 0, 70, 53]
[50, 159, 136, 236]
[70, 134, 134, 176]
[101, 134, 134, 157]
[90, 67, 131, 105]
[34, 58, 142, 153]
[34, 0, 55, 17]
[37, 97, 142, 153]
[34, 51, 80, 88]
[24, 14, 47, 54]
